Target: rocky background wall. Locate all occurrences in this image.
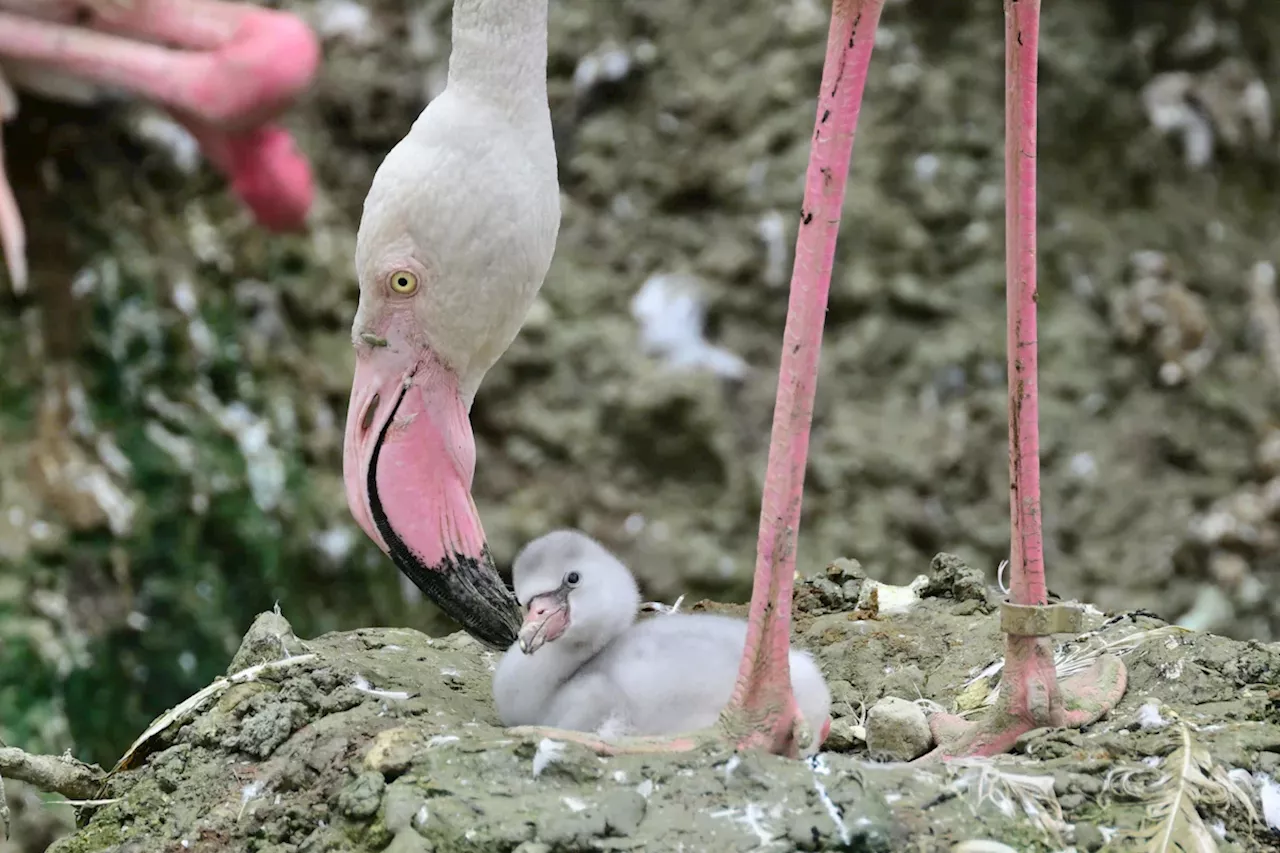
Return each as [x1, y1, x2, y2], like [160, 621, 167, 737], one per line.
[3, 0, 1280, 849]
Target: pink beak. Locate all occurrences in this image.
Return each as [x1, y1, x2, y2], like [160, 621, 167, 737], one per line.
[517, 590, 570, 655]
[342, 310, 521, 649]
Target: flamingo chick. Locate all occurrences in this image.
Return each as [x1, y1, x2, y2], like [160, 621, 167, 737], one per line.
[0, 0, 320, 292]
[493, 530, 833, 754]
[342, 0, 560, 649]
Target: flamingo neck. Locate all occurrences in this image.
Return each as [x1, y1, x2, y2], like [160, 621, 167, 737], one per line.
[447, 0, 549, 121]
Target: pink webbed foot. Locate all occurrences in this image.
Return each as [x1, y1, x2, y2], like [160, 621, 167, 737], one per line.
[922, 636, 1127, 760]
[720, 682, 821, 758]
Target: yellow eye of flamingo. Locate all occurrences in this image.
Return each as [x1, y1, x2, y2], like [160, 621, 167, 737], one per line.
[389, 270, 418, 295]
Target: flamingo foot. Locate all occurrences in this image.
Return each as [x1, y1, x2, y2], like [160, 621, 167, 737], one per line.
[922, 633, 1127, 760]
[720, 677, 818, 756]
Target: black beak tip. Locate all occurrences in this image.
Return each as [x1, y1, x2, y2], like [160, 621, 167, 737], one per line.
[386, 544, 522, 650]
[460, 604, 522, 651]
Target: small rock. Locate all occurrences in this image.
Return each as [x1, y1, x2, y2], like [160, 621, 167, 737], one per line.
[224, 701, 308, 759]
[601, 789, 647, 837]
[1057, 793, 1085, 810]
[1017, 727, 1084, 759]
[864, 697, 931, 762]
[826, 557, 866, 584]
[337, 770, 386, 820]
[1073, 822, 1105, 852]
[923, 553, 992, 607]
[384, 829, 434, 853]
[786, 810, 833, 850]
[1074, 773, 1103, 795]
[1258, 430, 1280, 478]
[382, 782, 427, 833]
[152, 744, 191, 793]
[882, 665, 926, 699]
[364, 727, 424, 778]
[794, 577, 846, 615]
[227, 609, 305, 673]
[822, 718, 865, 752]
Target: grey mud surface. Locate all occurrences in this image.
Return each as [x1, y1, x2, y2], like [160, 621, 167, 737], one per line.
[49, 559, 1280, 852]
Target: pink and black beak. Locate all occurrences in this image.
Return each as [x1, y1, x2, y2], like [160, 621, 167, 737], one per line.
[343, 313, 522, 649]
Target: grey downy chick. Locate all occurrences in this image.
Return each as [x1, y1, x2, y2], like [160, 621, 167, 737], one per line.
[492, 529, 832, 753]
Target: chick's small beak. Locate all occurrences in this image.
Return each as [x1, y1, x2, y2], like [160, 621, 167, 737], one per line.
[517, 591, 569, 655]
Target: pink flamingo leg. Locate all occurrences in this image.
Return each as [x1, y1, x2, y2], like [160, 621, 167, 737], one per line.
[503, 0, 884, 758]
[0, 1, 318, 130]
[0, 129, 26, 292]
[720, 0, 883, 757]
[0, 75, 25, 292]
[924, 0, 1126, 760]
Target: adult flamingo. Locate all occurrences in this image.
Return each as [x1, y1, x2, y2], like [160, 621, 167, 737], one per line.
[346, 0, 1127, 757]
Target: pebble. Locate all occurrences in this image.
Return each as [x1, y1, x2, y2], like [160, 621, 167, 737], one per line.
[823, 717, 865, 752]
[865, 697, 932, 761]
[337, 770, 386, 819]
[384, 829, 434, 853]
[364, 726, 424, 778]
[382, 782, 427, 834]
[601, 790, 647, 836]
[1073, 822, 1105, 851]
[226, 609, 304, 673]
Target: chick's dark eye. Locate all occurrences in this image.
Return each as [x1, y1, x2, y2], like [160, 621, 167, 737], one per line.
[566, 571, 581, 586]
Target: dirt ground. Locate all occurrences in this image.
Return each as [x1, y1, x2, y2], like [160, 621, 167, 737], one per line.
[30, 558, 1280, 852]
[4, 0, 1280, 849]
